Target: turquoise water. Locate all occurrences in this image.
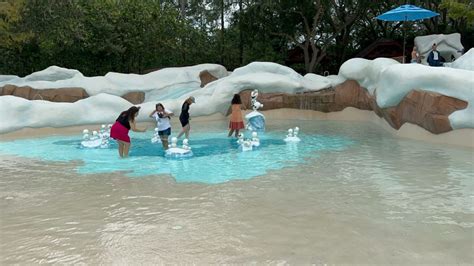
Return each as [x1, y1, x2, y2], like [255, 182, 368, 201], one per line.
[0, 128, 353, 183]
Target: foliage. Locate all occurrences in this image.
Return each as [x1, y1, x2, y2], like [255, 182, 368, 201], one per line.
[0, 0, 471, 76]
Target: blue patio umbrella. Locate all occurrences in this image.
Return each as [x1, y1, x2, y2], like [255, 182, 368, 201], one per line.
[377, 4, 440, 63]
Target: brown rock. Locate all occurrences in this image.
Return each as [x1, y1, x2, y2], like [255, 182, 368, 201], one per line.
[229, 80, 467, 134]
[395, 90, 467, 133]
[0, 85, 89, 102]
[199, 70, 218, 88]
[121, 91, 145, 104]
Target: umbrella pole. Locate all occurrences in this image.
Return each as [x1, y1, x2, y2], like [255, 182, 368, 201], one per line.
[403, 19, 406, 63]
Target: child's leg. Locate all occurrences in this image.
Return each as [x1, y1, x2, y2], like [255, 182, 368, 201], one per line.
[160, 135, 169, 150]
[118, 141, 124, 157]
[177, 128, 185, 139]
[123, 142, 131, 157]
[228, 129, 234, 137]
[184, 124, 190, 139]
[234, 129, 240, 138]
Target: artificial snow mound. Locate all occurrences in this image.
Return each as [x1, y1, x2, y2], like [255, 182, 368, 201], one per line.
[414, 33, 464, 65]
[0, 64, 229, 101]
[0, 60, 473, 133]
[444, 48, 474, 71]
[338, 58, 474, 129]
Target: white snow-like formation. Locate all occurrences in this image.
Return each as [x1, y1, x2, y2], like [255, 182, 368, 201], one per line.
[339, 58, 474, 129]
[444, 48, 474, 71]
[414, 33, 464, 65]
[0, 59, 473, 133]
[0, 62, 340, 133]
[0, 75, 19, 83]
[0, 94, 132, 133]
[0, 64, 229, 101]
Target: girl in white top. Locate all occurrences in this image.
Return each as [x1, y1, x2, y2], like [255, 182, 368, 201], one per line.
[149, 103, 173, 150]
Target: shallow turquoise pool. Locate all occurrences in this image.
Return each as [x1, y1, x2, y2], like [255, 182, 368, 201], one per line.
[0, 125, 353, 183]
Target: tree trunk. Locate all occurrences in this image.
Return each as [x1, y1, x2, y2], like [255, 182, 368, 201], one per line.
[220, 0, 225, 65]
[179, 0, 186, 18]
[238, 0, 243, 65]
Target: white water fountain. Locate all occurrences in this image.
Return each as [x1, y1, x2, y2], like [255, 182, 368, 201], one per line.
[151, 127, 162, 144]
[81, 124, 111, 148]
[245, 89, 266, 131]
[284, 126, 301, 142]
[237, 131, 260, 152]
[165, 137, 193, 158]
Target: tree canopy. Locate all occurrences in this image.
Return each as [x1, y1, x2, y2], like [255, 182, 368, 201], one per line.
[0, 0, 472, 76]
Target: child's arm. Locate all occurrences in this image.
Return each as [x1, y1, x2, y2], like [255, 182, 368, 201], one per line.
[163, 111, 174, 118]
[130, 120, 147, 132]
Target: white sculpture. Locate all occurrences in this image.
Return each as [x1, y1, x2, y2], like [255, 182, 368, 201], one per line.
[245, 89, 266, 131]
[237, 132, 260, 151]
[284, 127, 301, 142]
[182, 138, 191, 150]
[250, 89, 264, 111]
[81, 125, 111, 148]
[251, 131, 260, 147]
[241, 140, 253, 152]
[294, 127, 299, 137]
[170, 137, 178, 148]
[237, 133, 244, 145]
[151, 127, 161, 143]
[165, 137, 193, 158]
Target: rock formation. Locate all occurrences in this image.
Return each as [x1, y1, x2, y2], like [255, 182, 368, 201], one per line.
[235, 80, 467, 134]
[199, 70, 218, 87]
[0, 85, 146, 104]
[121, 91, 145, 104]
[0, 85, 89, 102]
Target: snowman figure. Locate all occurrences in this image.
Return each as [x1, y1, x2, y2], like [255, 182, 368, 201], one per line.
[151, 127, 161, 143]
[250, 89, 264, 111]
[182, 139, 191, 150]
[170, 137, 178, 148]
[237, 133, 244, 145]
[91, 130, 99, 140]
[284, 127, 301, 142]
[294, 127, 299, 137]
[82, 129, 90, 140]
[251, 131, 260, 147]
[241, 139, 253, 152]
[81, 128, 102, 148]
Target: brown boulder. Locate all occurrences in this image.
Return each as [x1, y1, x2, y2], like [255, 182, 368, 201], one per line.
[0, 85, 88, 102]
[199, 70, 218, 88]
[394, 90, 467, 133]
[229, 80, 467, 134]
[121, 91, 145, 104]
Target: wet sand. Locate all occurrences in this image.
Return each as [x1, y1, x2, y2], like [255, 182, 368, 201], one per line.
[1, 151, 473, 264]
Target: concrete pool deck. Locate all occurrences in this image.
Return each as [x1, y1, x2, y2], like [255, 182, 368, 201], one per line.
[1, 108, 473, 148]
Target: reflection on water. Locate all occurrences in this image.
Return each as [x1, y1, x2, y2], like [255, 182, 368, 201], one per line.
[0, 120, 473, 264]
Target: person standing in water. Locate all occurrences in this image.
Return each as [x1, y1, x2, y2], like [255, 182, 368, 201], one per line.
[149, 103, 173, 150]
[177, 96, 195, 139]
[228, 94, 245, 137]
[110, 106, 147, 158]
